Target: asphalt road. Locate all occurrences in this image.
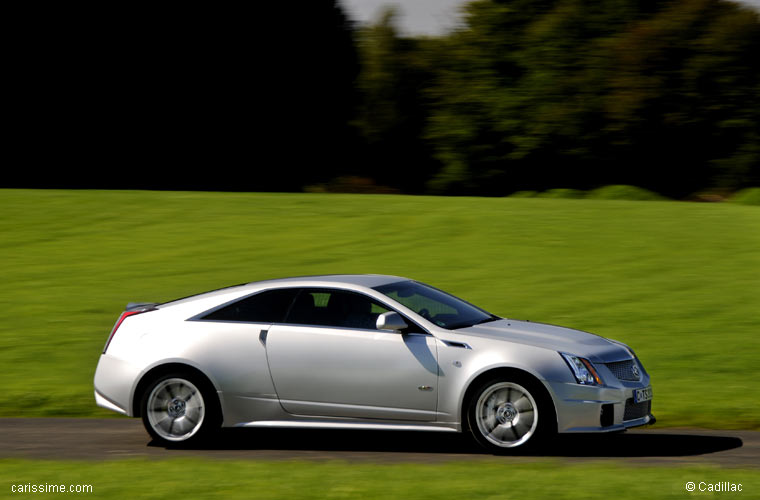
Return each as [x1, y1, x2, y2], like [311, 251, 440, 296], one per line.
[1, 418, 757, 467]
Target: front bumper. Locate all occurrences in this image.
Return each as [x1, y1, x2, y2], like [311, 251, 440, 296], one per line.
[548, 380, 655, 433]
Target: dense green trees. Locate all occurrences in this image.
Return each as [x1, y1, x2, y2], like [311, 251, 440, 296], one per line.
[351, 10, 440, 192]
[353, 0, 760, 197]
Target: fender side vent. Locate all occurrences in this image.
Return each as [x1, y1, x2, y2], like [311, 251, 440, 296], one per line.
[441, 340, 472, 349]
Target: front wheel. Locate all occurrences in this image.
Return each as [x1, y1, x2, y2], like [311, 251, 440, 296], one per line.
[467, 378, 553, 452]
[141, 373, 219, 445]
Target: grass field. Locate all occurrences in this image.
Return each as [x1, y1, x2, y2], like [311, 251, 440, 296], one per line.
[1, 189, 758, 428]
[2, 458, 757, 499]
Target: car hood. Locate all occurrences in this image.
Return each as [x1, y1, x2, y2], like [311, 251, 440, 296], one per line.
[454, 319, 632, 363]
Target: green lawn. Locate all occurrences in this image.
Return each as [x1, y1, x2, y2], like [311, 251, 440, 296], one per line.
[2, 459, 757, 499]
[1, 189, 758, 428]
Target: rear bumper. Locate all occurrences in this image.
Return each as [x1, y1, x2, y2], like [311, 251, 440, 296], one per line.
[548, 380, 655, 433]
[94, 389, 128, 415]
[93, 353, 141, 417]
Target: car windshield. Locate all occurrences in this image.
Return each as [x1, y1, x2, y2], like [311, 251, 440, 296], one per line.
[373, 281, 499, 330]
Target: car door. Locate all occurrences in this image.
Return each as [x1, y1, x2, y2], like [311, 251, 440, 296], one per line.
[264, 288, 439, 421]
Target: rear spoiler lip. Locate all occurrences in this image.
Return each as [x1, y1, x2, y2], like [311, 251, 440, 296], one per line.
[125, 302, 159, 312]
[103, 304, 159, 354]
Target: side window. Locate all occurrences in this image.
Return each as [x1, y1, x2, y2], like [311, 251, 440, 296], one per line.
[201, 288, 299, 323]
[285, 289, 390, 330]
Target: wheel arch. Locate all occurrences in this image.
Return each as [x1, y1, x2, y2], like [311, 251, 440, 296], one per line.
[131, 362, 222, 419]
[459, 366, 558, 433]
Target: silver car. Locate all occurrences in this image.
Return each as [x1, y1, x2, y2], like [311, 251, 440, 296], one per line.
[94, 275, 654, 451]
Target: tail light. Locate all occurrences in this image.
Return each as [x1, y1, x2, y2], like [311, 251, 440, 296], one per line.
[103, 304, 157, 353]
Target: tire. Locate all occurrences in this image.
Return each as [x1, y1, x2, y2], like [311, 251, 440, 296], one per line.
[140, 372, 220, 445]
[466, 376, 554, 452]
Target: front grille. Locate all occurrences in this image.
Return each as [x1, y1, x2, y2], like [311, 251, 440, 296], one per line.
[605, 359, 640, 381]
[624, 398, 651, 421]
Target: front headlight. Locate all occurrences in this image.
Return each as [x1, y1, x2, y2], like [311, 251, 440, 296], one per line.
[560, 352, 603, 386]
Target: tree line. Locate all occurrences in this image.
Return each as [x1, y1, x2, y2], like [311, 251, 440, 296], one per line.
[6, 1, 759, 198]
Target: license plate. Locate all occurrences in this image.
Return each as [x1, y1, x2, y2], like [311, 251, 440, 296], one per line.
[634, 386, 653, 403]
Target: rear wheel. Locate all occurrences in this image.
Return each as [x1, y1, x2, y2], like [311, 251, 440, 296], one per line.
[467, 377, 554, 452]
[141, 373, 219, 445]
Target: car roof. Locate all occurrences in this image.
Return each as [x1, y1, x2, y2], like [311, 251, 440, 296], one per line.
[158, 274, 410, 309]
[248, 274, 407, 289]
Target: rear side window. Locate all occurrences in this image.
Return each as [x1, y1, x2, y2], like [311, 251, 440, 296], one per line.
[201, 288, 299, 323]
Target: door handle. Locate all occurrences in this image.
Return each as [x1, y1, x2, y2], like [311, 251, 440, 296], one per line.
[259, 329, 268, 346]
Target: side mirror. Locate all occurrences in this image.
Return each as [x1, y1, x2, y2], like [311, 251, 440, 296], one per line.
[376, 311, 408, 332]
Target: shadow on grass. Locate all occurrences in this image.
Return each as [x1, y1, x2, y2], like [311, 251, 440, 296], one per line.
[157, 428, 743, 458]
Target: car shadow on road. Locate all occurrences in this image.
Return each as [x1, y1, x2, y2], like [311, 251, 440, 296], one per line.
[157, 428, 743, 458]
[534, 432, 743, 457]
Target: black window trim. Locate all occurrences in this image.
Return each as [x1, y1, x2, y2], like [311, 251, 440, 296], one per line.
[188, 286, 430, 334]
